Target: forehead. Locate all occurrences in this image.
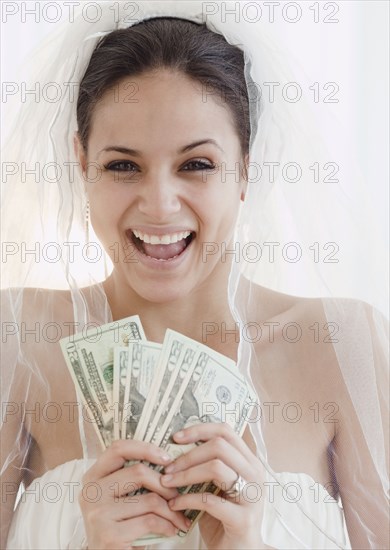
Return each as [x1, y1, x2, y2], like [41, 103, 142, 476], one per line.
[88, 69, 239, 152]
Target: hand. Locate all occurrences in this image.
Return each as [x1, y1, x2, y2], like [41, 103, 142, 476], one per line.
[78, 440, 191, 550]
[160, 422, 266, 550]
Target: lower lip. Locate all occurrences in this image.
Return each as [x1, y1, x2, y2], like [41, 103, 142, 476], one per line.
[127, 234, 195, 271]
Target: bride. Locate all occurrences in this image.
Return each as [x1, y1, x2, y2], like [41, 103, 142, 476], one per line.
[1, 2, 388, 549]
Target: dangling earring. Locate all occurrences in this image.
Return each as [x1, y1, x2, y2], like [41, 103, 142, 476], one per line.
[85, 201, 90, 245]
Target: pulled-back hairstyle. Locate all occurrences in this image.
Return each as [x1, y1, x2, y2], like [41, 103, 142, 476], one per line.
[76, 17, 250, 162]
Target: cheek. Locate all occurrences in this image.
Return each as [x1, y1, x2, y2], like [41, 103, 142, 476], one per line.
[88, 191, 125, 239]
[196, 190, 241, 243]
[206, 182, 242, 216]
[87, 178, 132, 222]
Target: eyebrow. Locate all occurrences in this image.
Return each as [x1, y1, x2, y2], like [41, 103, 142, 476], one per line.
[97, 139, 225, 158]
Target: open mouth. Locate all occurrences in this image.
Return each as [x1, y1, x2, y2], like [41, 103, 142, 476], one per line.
[126, 229, 195, 261]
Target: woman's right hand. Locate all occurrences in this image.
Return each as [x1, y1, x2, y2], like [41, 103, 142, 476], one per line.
[78, 439, 191, 550]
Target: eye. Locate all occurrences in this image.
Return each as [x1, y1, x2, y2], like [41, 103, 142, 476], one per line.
[182, 159, 216, 171]
[104, 161, 138, 172]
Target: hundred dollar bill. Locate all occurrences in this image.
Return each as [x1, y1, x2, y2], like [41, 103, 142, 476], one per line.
[122, 341, 161, 441]
[60, 315, 145, 448]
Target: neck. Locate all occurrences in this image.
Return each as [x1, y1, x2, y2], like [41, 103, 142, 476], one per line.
[102, 264, 239, 357]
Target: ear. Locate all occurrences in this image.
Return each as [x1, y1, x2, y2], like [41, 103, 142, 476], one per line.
[241, 153, 249, 201]
[73, 131, 87, 178]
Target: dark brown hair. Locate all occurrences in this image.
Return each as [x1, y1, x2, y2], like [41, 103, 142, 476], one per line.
[77, 16, 250, 161]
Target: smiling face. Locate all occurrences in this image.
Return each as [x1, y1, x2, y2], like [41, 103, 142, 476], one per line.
[75, 69, 247, 303]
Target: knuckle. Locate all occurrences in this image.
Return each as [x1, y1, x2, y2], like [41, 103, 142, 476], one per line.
[191, 426, 201, 439]
[110, 439, 124, 456]
[123, 479, 139, 494]
[144, 513, 159, 531]
[214, 436, 227, 452]
[146, 492, 162, 509]
[130, 462, 146, 480]
[177, 454, 190, 469]
[221, 422, 234, 438]
[210, 458, 224, 478]
[176, 471, 188, 485]
[144, 441, 156, 453]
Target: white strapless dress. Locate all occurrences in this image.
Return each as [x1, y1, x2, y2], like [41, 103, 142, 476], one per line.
[6, 459, 351, 549]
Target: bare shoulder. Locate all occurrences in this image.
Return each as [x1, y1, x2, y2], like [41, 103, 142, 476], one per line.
[1, 286, 73, 321]
[1, 287, 76, 393]
[1, 283, 110, 382]
[251, 284, 387, 342]
[248, 285, 387, 395]
[248, 283, 333, 342]
[1, 284, 105, 326]
[1, 286, 88, 389]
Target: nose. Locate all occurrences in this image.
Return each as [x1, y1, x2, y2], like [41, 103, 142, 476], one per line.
[136, 172, 181, 221]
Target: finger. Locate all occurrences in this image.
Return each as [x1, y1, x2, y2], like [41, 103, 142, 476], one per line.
[110, 492, 191, 532]
[163, 437, 253, 481]
[100, 462, 179, 501]
[118, 514, 181, 544]
[161, 459, 237, 492]
[83, 440, 172, 483]
[169, 492, 242, 526]
[88, 514, 180, 549]
[170, 422, 255, 464]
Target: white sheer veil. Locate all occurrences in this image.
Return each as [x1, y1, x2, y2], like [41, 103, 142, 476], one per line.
[1, 2, 388, 549]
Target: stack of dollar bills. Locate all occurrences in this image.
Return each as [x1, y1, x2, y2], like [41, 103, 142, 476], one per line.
[60, 315, 255, 545]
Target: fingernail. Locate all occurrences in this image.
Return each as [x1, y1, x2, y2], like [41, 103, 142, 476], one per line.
[169, 498, 176, 507]
[174, 430, 184, 439]
[185, 518, 192, 528]
[162, 474, 173, 482]
[164, 463, 175, 473]
[160, 454, 171, 462]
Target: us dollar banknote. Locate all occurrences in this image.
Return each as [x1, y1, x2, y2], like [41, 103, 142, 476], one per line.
[60, 315, 145, 448]
[113, 346, 128, 439]
[121, 341, 162, 441]
[60, 320, 256, 546]
[134, 334, 256, 545]
[134, 330, 189, 442]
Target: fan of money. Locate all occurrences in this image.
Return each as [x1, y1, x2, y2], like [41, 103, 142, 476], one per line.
[60, 315, 255, 546]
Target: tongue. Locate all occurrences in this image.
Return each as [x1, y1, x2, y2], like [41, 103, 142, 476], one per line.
[143, 238, 187, 260]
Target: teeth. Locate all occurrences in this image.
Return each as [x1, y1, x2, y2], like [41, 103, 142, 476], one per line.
[132, 230, 192, 245]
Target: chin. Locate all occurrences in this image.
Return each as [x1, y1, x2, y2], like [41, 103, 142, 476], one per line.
[131, 282, 190, 304]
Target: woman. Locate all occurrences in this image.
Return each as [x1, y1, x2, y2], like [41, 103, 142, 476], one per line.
[1, 2, 388, 549]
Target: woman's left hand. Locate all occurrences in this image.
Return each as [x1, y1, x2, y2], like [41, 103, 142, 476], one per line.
[160, 422, 267, 550]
